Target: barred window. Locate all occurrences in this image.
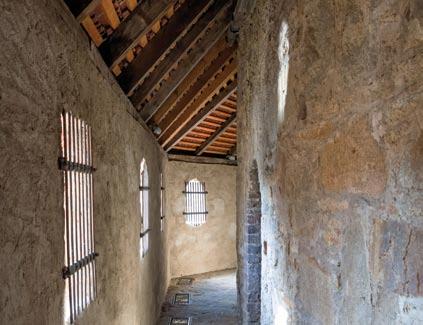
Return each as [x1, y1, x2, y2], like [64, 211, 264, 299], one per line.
[140, 159, 150, 257]
[183, 179, 208, 227]
[160, 173, 165, 232]
[60, 111, 97, 324]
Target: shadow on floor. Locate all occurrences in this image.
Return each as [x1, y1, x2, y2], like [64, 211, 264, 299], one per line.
[158, 269, 239, 325]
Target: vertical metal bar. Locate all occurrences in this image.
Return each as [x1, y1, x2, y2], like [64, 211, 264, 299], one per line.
[84, 122, 92, 304]
[63, 112, 74, 323]
[194, 181, 197, 226]
[73, 115, 80, 314]
[77, 118, 83, 312]
[69, 113, 76, 321]
[86, 124, 92, 302]
[81, 120, 87, 310]
[204, 182, 206, 224]
[89, 126, 97, 298]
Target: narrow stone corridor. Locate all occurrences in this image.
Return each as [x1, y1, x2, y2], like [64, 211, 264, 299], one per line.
[158, 269, 239, 325]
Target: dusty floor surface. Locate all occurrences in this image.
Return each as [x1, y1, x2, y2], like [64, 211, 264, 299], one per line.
[158, 269, 239, 325]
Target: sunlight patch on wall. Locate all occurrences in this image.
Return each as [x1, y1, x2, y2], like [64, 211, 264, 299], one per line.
[277, 21, 290, 124]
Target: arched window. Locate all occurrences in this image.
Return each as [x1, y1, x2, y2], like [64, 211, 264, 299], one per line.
[139, 159, 150, 257]
[183, 179, 208, 227]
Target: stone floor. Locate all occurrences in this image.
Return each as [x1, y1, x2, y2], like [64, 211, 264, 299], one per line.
[158, 269, 239, 325]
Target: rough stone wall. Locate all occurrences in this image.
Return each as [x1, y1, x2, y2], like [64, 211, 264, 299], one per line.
[236, 0, 423, 324]
[165, 161, 237, 277]
[0, 1, 169, 324]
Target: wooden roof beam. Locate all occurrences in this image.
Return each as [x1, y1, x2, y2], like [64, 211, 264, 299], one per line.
[129, 0, 231, 109]
[151, 36, 228, 125]
[118, 0, 213, 95]
[195, 113, 236, 155]
[138, 7, 233, 121]
[163, 81, 236, 151]
[99, 0, 177, 67]
[158, 47, 236, 143]
[160, 57, 237, 148]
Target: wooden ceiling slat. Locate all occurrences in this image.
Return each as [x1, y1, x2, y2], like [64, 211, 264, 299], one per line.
[126, 0, 137, 11]
[188, 131, 211, 137]
[138, 6, 232, 120]
[160, 58, 237, 148]
[100, 0, 120, 29]
[99, 0, 175, 67]
[81, 16, 103, 46]
[152, 36, 228, 124]
[129, 0, 230, 107]
[118, 0, 212, 95]
[157, 45, 235, 136]
[195, 113, 236, 155]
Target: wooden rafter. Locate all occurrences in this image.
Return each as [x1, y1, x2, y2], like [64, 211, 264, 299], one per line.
[99, 0, 120, 29]
[195, 113, 236, 155]
[128, 0, 231, 110]
[118, 0, 213, 95]
[150, 36, 228, 124]
[138, 7, 232, 120]
[158, 45, 236, 140]
[160, 57, 237, 148]
[163, 81, 237, 151]
[99, 0, 176, 67]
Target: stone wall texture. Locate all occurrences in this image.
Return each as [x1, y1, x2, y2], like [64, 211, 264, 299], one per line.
[0, 1, 169, 324]
[165, 161, 237, 278]
[236, 0, 423, 324]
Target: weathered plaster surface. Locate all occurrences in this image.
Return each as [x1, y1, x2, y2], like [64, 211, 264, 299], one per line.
[236, 0, 423, 323]
[0, 1, 169, 324]
[165, 161, 237, 277]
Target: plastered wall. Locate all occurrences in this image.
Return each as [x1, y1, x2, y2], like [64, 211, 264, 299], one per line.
[236, 0, 423, 324]
[0, 1, 169, 324]
[165, 161, 237, 278]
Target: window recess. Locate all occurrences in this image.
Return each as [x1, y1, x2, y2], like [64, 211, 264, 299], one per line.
[60, 111, 97, 324]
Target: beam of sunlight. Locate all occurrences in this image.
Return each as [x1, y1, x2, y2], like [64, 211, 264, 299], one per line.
[277, 21, 290, 124]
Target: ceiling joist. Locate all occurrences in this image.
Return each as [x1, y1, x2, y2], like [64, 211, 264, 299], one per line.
[195, 113, 236, 155]
[138, 7, 233, 120]
[163, 81, 237, 151]
[118, 0, 213, 95]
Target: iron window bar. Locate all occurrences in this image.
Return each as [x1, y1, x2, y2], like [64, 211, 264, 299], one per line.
[183, 180, 207, 227]
[140, 228, 151, 238]
[183, 212, 209, 215]
[62, 252, 99, 279]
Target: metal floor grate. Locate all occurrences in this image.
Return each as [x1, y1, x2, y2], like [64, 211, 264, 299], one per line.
[173, 293, 190, 305]
[169, 317, 191, 325]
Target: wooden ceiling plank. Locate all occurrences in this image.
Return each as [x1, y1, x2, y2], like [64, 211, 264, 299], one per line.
[160, 58, 237, 148]
[129, 0, 231, 107]
[118, 0, 213, 95]
[152, 36, 228, 124]
[195, 113, 236, 155]
[126, 0, 137, 11]
[158, 46, 236, 139]
[99, 0, 176, 67]
[81, 16, 103, 46]
[138, 7, 232, 121]
[100, 0, 120, 29]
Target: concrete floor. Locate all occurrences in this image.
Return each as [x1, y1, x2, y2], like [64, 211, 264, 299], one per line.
[158, 269, 239, 325]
